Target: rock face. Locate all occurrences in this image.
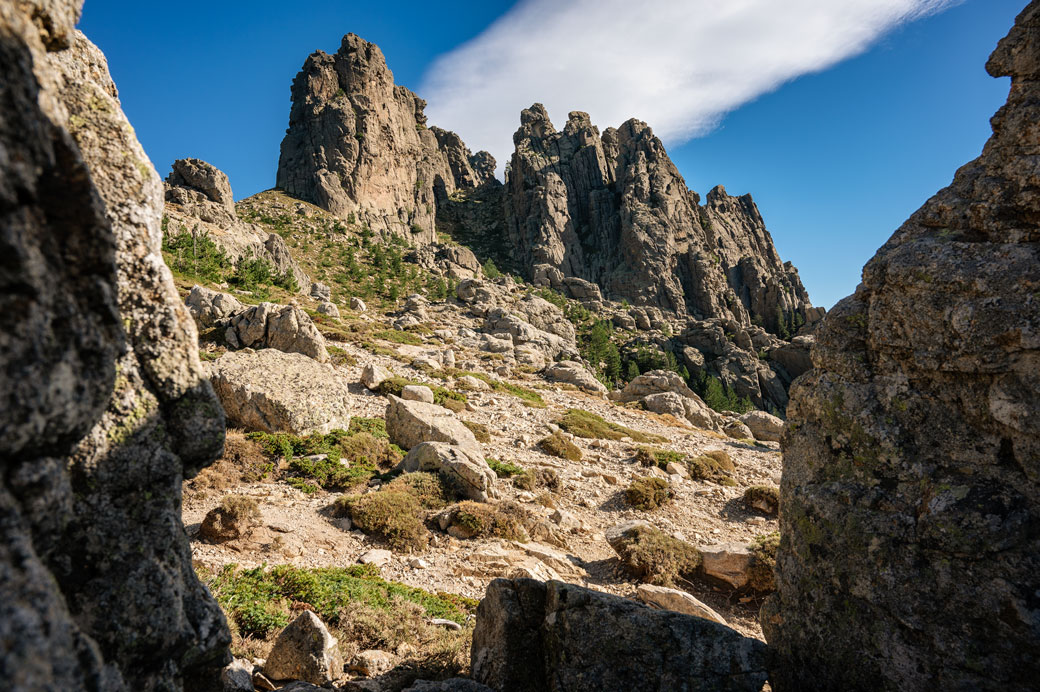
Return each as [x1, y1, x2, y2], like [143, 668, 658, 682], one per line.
[471, 579, 767, 692]
[503, 105, 815, 332]
[164, 158, 309, 290]
[766, 6, 1040, 691]
[276, 34, 495, 243]
[0, 3, 229, 688]
[210, 349, 352, 434]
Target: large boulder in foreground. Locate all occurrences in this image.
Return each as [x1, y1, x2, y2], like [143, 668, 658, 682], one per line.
[765, 6, 1040, 691]
[0, 3, 230, 687]
[210, 349, 352, 433]
[471, 579, 767, 692]
[385, 395, 480, 451]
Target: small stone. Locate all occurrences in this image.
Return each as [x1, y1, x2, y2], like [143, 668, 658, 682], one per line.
[359, 549, 392, 567]
[401, 384, 435, 403]
[361, 363, 393, 391]
[431, 618, 462, 631]
[350, 296, 367, 312]
[221, 658, 254, 692]
[409, 558, 429, 569]
[349, 649, 394, 677]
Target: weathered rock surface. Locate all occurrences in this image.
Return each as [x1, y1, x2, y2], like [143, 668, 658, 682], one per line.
[614, 370, 723, 430]
[0, 3, 229, 688]
[276, 34, 494, 242]
[398, 442, 498, 502]
[264, 611, 342, 685]
[471, 579, 767, 692]
[700, 543, 752, 589]
[402, 680, 494, 692]
[503, 105, 816, 333]
[210, 349, 352, 434]
[739, 410, 784, 442]
[544, 360, 608, 396]
[186, 284, 245, 327]
[636, 584, 727, 625]
[361, 363, 393, 390]
[385, 395, 481, 451]
[164, 158, 309, 289]
[224, 302, 329, 362]
[766, 6, 1040, 690]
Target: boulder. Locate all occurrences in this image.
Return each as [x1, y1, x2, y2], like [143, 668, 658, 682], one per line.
[401, 384, 435, 403]
[264, 611, 342, 685]
[471, 579, 767, 692]
[635, 584, 727, 625]
[350, 296, 367, 312]
[309, 281, 331, 301]
[186, 284, 245, 327]
[544, 361, 608, 396]
[359, 549, 392, 567]
[457, 374, 492, 391]
[766, 8, 1040, 690]
[641, 391, 721, 431]
[385, 395, 480, 452]
[316, 301, 340, 318]
[220, 658, 255, 692]
[0, 9, 230, 688]
[348, 649, 394, 677]
[211, 349, 352, 434]
[617, 369, 700, 401]
[398, 442, 498, 502]
[739, 410, 784, 442]
[723, 419, 754, 440]
[225, 302, 329, 363]
[361, 363, 393, 390]
[700, 543, 752, 589]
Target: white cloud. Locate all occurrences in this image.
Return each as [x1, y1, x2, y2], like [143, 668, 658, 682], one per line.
[420, 0, 960, 170]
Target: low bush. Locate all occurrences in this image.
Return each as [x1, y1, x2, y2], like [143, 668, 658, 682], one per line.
[538, 431, 582, 461]
[743, 485, 780, 515]
[336, 490, 428, 551]
[612, 525, 702, 586]
[248, 429, 404, 491]
[557, 409, 667, 444]
[462, 420, 491, 443]
[487, 458, 524, 478]
[386, 471, 454, 509]
[747, 531, 780, 592]
[633, 446, 685, 469]
[625, 476, 674, 510]
[687, 449, 736, 486]
[446, 501, 528, 541]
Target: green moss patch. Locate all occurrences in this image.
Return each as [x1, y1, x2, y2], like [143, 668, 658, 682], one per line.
[538, 431, 582, 461]
[557, 409, 667, 444]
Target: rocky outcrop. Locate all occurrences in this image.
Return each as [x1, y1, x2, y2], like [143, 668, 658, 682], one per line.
[766, 5, 1040, 690]
[210, 349, 352, 434]
[164, 158, 309, 289]
[224, 302, 329, 362]
[398, 442, 498, 502]
[276, 34, 495, 243]
[471, 578, 768, 692]
[0, 3, 229, 688]
[503, 105, 817, 333]
[385, 395, 480, 452]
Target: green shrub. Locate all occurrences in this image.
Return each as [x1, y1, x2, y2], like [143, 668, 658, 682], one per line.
[747, 532, 780, 592]
[579, 319, 622, 386]
[337, 490, 428, 551]
[247, 429, 403, 490]
[513, 467, 560, 491]
[377, 376, 467, 407]
[348, 417, 388, 439]
[687, 450, 736, 486]
[695, 373, 753, 414]
[625, 477, 674, 510]
[557, 409, 667, 444]
[612, 525, 702, 586]
[538, 431, 582, 461]
[386, 472, 454, 509]
[633, 446, 685, 469]
[446, 501, 528, 541]
[162, 228, 229, 283]
[487, 458, 524, 478]
[200, 563, 474, 640]
[482, 259, 501, 279]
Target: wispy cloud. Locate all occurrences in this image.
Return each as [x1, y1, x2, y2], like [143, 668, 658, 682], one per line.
[420, 0, 960, 168]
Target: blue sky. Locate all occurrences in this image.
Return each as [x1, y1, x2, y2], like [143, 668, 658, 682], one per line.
[80, 0, 1023, 309]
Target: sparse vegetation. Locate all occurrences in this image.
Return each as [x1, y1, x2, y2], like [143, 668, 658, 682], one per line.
[513, 467, 560, 491]
[376, 376, 467, 407]
[446, 501, 528, 541]
[633, 446, 685, 469]
[336, 490, 429, 551]
[557, 408, 667, 444]
[613, 525, 702, 586]
[625, 476, 674, 510]
[462, 420, 491, 443]
[687, 450, 737, 486]
[247, 429, 403, 491]
[538, 431, 582, 461]
[747, 531, 780, 592]
[487, 457, 524, 478]
[743, 485, 780, 515]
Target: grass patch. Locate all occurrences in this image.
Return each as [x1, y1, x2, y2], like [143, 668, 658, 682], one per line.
[247, 429, 403, 491]
[336, 490, 428, 551]
[444, 369, 546, 408]
[487, 457, 524, 478]
[625, 476, 674, 510]
[462, 420, 491, 443]
[613, 525, 702, 586]
[557, 409, 666, 444]
[633, 446, 685, 469]
[185, 432, 274, 498]
[445, 501, 529, 541]
[377, 376, 467, 408]
[687, 450, 736, 486]
[538, 431, 582, 461]
[200, 563, 475, 639]
[747, 531, 780, 592]
[374, 329, 423, 346]
[327, 344, 357, 367]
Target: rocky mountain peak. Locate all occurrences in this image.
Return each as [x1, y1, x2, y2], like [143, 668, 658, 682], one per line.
[276, 33, 496, 244]
[166, 157, 235, 214]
